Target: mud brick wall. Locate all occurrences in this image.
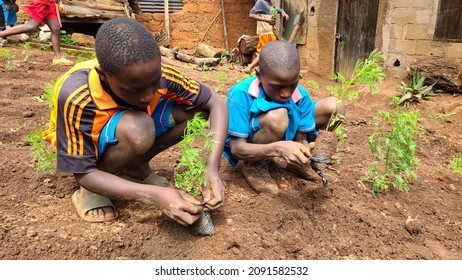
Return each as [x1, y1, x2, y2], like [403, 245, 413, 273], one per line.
[383, 0, 462, 76]
[136, 0, 256, 51]
[298, 0, 337, 77]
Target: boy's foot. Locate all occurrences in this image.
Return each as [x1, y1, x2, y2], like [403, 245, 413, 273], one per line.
[286, 162, 318, 181]
[241, 161, 279, 194]
[0, 39, 7, 47]
[71, 189, 117, 223]
[52, 57, 74, 66]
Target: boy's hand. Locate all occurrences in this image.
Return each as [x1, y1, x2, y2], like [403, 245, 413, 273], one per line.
[157, 187, 203, 226]
[278, 141, 312, 167]
[281, 11, 289, 21]
[58, 3, 66, 13]
[202, 171, 225, 210]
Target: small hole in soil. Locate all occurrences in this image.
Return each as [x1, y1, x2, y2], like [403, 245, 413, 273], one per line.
[393, 59, 400, 67]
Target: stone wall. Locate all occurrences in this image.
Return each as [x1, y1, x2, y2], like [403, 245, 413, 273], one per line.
[136, 0, 256, 51]
[297, 0, 462, 77]
[382, 0, 462, 76]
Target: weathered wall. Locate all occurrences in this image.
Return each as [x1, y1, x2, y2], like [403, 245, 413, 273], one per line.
[298, 0, 337, 76]
[136, 0, 256, 51]
[382, 0, 462, 76]
[298, 0, 462, 78]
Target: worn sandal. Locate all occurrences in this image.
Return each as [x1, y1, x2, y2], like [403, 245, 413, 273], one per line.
[71, 190, 118, 223]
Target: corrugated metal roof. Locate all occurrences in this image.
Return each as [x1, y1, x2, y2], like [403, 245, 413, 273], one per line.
[138, 0, 183, 13]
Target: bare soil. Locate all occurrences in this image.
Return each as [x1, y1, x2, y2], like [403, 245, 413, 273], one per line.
[1, 44, 462, 260]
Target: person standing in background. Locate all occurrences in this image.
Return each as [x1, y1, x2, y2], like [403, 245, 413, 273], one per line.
[0, 0, 73, 66]
[2, 0, 18, 30]
[242, 0, 289, 74]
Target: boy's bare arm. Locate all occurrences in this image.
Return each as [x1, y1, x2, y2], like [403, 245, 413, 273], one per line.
[197, 92, 228, 209]
[230, 137, 311, 167]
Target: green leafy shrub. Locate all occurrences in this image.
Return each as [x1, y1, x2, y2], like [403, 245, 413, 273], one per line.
[0, 48, 17, 70]
[325, 49, 385, 143]
[24, 128, 56, 174]
[450, 153, 462, 175]
[174, 113, 216, 197]
[398, 70, 437, 108]
[361, 97, 422, 193]
[215, 72, 227, 93]
[20, 42, 32, 62]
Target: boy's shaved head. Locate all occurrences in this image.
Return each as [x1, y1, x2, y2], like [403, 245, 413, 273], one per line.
[259, 40, 300, 76]
[95, 17, 161, 76]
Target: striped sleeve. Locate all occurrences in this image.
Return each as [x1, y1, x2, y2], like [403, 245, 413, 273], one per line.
[55, 69, 99, 174]
[161, 63, 212, 109]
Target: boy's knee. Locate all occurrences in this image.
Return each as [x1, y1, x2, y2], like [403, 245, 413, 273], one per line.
[260, 108, 289, 136]
[117, 111, 155, 153]
[320, 96, 345, 116]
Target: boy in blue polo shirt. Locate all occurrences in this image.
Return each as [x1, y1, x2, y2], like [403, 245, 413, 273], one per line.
[224, 40, 344, 194]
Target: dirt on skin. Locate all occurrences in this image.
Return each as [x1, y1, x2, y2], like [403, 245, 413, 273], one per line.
[1, 43, 462, 260]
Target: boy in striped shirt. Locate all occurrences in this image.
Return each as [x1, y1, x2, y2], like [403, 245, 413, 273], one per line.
[43, 18, 228, 225]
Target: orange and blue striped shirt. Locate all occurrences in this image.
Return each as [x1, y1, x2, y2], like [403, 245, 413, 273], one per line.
[43, 59, 211, 174]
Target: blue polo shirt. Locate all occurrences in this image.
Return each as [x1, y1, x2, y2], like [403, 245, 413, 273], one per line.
[223, 76, 317, 167]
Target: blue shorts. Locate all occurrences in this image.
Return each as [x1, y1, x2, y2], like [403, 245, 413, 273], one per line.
[98, 98, 176, 157]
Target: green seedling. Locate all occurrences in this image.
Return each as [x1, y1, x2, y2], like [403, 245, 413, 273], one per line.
[38, 45, 50, 51]
[361, 97, 422, 193]
[20, 42, 32, 62]
[200, 65, 210, 71]
[450, 153, 462, 175]
[174, 113, 216, 197]
[215, 72, 227, 93]
[0, 48, 17, 70]
[434, 112, 454, 123]
[24, 128, 56, 174]
[0, 48, 12, 58]
[33, 80, 55, 109]
[60, 33, 77, 45]
[398, 70, 437, 108]
[305, 79, 319, 93]
[325, 49, 385, 144]
[269, 6, 277, 15]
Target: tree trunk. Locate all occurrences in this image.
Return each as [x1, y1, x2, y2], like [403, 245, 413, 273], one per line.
[195, 43, 222, 58]
[410, 58, 462, 93]
[160, 46, 222, 67]
[238, 35, 259, 55]
[176, 52, 222, 67]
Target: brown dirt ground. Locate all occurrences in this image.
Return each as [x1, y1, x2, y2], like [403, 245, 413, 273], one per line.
[1, 43, 462, 260]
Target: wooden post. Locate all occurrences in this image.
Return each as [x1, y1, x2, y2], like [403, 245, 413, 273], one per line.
[164, 0, 170, 45]
[288, 7, 305, 44]
[220, 0, 229, 50]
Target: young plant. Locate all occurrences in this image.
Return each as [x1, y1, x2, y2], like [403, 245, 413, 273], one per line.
[0, 48, 17, 70]
[450, 153, 462, 175]
[398, 70, 437, 108]
[305, 79, 319, 93]
[60, 32, 77, 45]
[325, 49, 385, 143]
[32, 80, 55, 109]
[24, 128, 56, 174]
[215, 72, 227, 93]
[174, 113, 215, 197]
[361, 97, 422, 193]
[20, 42, 32, 62]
